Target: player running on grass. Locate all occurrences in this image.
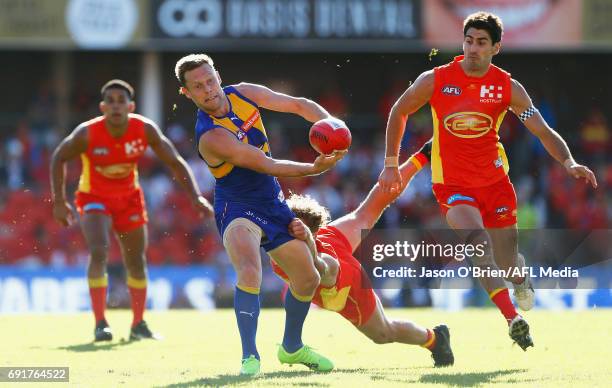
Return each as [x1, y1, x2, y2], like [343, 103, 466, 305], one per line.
[272, 141, 454, 367]
[50, 79, 213, 342]
[378, 12, 597, 350]
[175, 54, 346, 375]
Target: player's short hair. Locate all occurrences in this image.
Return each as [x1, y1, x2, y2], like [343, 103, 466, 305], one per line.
[463, 11, 503, 44]
[100, 79, 134, 100]
[175, 54, 215, 86]
[287, 193, 330, 234]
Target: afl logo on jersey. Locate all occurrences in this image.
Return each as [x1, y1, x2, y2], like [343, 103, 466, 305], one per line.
[441, 85, 462, 96]
[93, 147, 109, 156]
[443, 112, 493, 138]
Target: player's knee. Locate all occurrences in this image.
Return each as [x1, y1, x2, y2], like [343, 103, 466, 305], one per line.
[293, 269, 320, 296]
[303, 269, 321, 294]
[236, 262, 262, 288]
[89, 245, 108, 263]
[465, 230, 494, 266]
[125, 255, 147, 278]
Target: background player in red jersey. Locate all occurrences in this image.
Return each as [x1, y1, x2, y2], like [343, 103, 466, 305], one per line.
[272, 141, 454, 367]
[378, 12, 597, 351]
[50, 80, 213, 342]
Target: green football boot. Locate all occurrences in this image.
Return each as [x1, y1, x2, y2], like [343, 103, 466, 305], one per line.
[240, 355, 261, 376]
[277, 344, 334, 372]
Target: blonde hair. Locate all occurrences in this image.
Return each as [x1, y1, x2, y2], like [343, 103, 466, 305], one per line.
[174, 53, 215, 86]
[287, 193, 331, 234]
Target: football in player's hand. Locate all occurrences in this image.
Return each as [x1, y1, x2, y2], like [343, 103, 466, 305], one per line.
[309, 118, 352, 155]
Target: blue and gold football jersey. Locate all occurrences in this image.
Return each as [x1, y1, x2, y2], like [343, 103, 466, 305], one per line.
[194, 85, 283, 206]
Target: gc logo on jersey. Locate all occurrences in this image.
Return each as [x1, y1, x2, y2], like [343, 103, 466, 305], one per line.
[96, 163, 135, 179]
[443, 112, 493, 138]
[441, 85, 462, 96]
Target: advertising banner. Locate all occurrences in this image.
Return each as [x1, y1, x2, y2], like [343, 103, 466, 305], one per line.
[423, 0, 583, 50]
[150, 0, 422, 51]
[2, 0, 611, 51]
[0, 266, 219, 313]
[1, 264, 609, 313]
[0, 0, 149, 49]
[583, 0, 612, 45]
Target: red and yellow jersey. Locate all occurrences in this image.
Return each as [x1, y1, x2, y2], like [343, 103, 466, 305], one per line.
[430, 55, 512, 187]
[78, 114, 148, 197]
[272, 226, 376, 326]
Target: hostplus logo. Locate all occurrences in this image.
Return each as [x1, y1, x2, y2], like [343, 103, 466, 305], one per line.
[480, 85, 503, 103]
[124, 139, 145, 156]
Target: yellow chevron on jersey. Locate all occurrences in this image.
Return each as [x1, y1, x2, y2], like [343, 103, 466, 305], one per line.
[195, 85, 270, 179]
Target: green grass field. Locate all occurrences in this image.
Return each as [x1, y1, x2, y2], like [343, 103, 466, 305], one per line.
[3, 308, 611, 387]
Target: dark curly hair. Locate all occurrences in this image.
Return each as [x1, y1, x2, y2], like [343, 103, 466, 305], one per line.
[463, 11, 503, 44]
[286, 193, 331, 234]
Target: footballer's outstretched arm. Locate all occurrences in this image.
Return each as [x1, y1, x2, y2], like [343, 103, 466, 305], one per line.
[380, 71, 434, 193]
[331, 140, 432, 252]
[510, 79, 597, 188]
[199, 127, 345, 177]
[234, 82, 332, 123]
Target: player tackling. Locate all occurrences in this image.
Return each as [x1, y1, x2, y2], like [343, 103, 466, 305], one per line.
[273, 141, 454, 367]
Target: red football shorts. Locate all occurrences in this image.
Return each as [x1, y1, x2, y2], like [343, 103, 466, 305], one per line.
[75, 188, 148, 232]
[432, 175, 517, 228]
[313, 226, 377, 327]
[270, 225, 377, 327]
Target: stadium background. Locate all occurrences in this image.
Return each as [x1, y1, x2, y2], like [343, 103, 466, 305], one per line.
[0, 0, 611, 313]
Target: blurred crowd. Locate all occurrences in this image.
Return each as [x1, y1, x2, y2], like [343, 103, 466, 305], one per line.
[1, 57, 611, 269]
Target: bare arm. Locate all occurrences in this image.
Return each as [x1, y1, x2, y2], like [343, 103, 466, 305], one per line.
[199, 128, 344, 177]
[379, 71, 434, 192]
[288, 218, 338, 287]
[145, 121, 213, 215]
[50, 124, 88, 226]
[511, 79, 597, 188]
[146, 122, 201, 199]
[385, 71, 434, 159]
[330, 147, 428, 252]
[235, 82, 332, 123]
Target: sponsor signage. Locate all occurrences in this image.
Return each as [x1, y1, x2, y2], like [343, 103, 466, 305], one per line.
[0, 266, 219, 313]
[423, 0, 583, 49]
[0, 265, 610, 312]
[0, 1, 611, 54]
[0, 0, 148, 49]
[151, 0, 422, 51]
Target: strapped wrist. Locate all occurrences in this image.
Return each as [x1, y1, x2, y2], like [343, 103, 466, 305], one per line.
[384, 156, 399, 168]
[563, 158, 576, 169]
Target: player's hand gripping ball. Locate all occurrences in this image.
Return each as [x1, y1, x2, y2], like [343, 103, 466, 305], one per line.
[309, 118, 351, 155]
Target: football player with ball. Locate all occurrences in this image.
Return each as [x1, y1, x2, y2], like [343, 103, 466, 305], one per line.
[176, 53, 347, 376]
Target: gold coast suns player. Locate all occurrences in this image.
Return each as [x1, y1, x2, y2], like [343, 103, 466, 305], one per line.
[51, 80, 212, 342]
[379, 12, 597, 351]
[272, 140, 454, 368]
